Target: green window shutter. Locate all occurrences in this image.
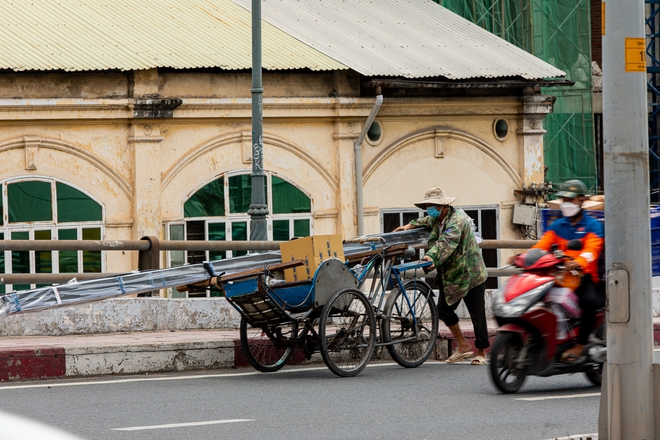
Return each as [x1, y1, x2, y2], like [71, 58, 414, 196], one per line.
[82, 227, 102, 273]
[8, 181, 52, 223]
[272, 176, 310, 214]
[185, 177, 225, 218]
[208, 222, 226, 261]
[35, 229, 52, 277]
[228, 175, 266, 214]
[273, 219, 290, 241]
[58, 229, 78, 273]
[208, 223, 227, 296]
[231, 221, 248, 257]
[293, 219, 310, 237]
[11, 230, 29, 291]
[56, 182, 102, 223]
[35, 229, 52, 288]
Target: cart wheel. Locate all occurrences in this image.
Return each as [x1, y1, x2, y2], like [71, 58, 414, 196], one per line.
[240, 317, 298, 373]
[319, 288, 376, 377]
[382, 279, 438, 368]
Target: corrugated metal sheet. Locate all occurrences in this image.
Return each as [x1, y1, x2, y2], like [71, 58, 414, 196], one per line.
[232, 0, 565, 80]
[0, 0, 564, 80]
[0, 0, 347, 72]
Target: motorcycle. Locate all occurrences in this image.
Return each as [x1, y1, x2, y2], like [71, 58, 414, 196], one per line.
[488, 241, 606, 393]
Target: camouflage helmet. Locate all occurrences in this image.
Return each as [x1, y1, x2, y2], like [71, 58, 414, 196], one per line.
[556, 179, 588, 198]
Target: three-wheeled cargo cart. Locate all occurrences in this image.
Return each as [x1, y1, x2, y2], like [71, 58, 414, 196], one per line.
[215, 239, 437, 377]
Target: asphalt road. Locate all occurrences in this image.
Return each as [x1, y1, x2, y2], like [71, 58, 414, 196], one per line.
[0, 359, 607, 440]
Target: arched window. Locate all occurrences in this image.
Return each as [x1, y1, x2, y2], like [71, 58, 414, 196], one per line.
[167, 172, 312, 297]
[0, 179, 104, 293]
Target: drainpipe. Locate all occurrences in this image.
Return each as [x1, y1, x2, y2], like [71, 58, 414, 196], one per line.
[354, 90, 383, 236]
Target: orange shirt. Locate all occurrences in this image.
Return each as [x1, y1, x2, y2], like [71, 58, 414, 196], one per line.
[533, 213, 604, 283]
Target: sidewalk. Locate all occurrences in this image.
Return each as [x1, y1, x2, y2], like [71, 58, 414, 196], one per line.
[1, 318, 660, 382]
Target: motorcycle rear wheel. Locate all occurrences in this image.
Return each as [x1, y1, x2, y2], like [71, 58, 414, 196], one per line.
[585, 325, 606, 386]
[489, 332, 528, 394]
[585, 366, 602, 386]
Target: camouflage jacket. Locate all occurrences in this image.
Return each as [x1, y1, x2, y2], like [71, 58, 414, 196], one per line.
[410, 207, 487, 305]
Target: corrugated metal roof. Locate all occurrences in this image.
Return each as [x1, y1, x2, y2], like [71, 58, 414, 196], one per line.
[0, 0, 564, 81]
[0, 0, 347, 72]
[232, 0, 565, 80]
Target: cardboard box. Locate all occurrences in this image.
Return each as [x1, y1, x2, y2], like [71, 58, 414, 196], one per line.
[546, 195, 604, 211]
[280, 234, 344, 282]
[582, 199, 604, 210]
[547, 198, 562, 209]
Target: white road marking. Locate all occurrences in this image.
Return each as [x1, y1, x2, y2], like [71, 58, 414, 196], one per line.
[516, 392, 600, 401]
[0, 362, 408, 391]
[112, 419, 255, 431]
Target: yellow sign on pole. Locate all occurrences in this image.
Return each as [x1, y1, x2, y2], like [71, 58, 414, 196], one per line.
[625, 38, 646, 72]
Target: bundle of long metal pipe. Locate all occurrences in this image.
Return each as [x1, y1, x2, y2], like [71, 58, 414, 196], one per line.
[0, 229, 432, 318]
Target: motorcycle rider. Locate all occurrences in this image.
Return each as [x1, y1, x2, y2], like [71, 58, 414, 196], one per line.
[532, 179, 604, 362]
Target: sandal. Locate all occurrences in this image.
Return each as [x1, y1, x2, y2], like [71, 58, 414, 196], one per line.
[561, 352, 586, 364]
[471, 356, 487, 365]
[560, 344, 586, 363]
[446, 350, 474, 363]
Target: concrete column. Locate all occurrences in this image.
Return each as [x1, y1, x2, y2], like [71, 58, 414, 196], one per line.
[126, 68, 178, 242]
[128, 124, 164, 240]
[334, 119, 359, 239]
[518, 92, 555, 186]
[599, 0, 654, 437]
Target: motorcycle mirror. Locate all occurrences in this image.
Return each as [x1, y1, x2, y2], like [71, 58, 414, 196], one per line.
[566, 239, 583, 251]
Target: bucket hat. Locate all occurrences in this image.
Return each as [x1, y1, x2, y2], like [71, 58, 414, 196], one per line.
[414, 187, 457, 209]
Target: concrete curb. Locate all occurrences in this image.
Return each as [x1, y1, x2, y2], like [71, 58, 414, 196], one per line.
[2, 323, 659, 382]
[0, 348, 65, 381]
[0, 327, 514, 382]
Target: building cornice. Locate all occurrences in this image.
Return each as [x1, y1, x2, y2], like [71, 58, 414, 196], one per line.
[0, 96, 524, 121]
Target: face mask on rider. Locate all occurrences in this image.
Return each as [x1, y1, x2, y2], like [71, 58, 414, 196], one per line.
[427, 206, 442, 218]
[560, 201, 581, 218]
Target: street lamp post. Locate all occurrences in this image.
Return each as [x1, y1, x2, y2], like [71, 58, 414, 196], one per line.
[248, 0, 269, 241]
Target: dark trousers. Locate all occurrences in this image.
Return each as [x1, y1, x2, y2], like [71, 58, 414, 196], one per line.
[436, 279, 490, 349]
[574, 275, 605, 345]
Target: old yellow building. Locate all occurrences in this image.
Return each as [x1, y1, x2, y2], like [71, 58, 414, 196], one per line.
[0, 0, 565, 294]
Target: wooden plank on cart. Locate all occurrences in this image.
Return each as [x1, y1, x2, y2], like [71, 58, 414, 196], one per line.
[216, 259, 304, 283]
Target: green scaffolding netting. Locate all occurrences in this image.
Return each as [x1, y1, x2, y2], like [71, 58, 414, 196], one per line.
[437, 0, 598, 193]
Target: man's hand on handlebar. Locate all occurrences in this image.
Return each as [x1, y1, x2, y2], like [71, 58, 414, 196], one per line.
[422, 255, 435, 271]
[565, 259, 581, 271]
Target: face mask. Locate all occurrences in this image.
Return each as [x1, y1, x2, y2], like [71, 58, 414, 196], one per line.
[560, 201, 581, 218]
[427, 206, 441, 218]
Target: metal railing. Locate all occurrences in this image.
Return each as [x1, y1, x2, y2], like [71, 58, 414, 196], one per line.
[0, 237, 537, 285]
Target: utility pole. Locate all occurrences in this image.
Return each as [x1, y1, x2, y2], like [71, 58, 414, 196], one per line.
[600, 0, 654, 437]
[248, 0, 268, 241]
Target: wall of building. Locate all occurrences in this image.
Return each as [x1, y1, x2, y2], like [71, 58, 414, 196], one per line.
[0, 68, 553, 273]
